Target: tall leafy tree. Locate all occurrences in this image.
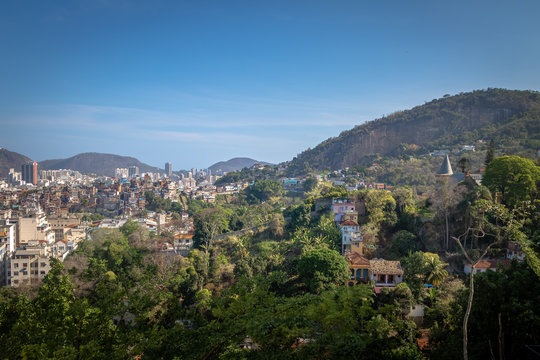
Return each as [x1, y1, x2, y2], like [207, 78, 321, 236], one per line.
[482, 155, 540, 207]
[297, 248, 349, 293]
[485, 139, 495, 166]
[193, 207, 229, 254]
[457, 157, 471, 173]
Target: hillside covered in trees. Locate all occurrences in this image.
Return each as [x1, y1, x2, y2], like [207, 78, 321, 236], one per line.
[1, 153, 539, 359]
[287, 89, 540, 175]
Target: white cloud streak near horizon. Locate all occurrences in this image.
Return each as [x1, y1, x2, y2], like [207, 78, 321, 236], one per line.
[0, 92, 411, 168]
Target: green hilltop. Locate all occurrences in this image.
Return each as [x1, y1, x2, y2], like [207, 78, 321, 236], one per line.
[286, 89, 540, 175]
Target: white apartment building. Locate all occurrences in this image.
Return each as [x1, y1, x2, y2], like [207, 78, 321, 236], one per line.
[8, 246, 52, 287]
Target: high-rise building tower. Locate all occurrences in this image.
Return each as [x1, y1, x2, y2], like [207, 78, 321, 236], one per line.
[165, 162, 173, 177]
[21, 162, 38, 185]
[128, 166, 139, 178]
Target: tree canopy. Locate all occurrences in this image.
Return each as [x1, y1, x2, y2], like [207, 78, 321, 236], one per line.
[297, 248, 349, 293]
[482, 155, 540, 207]
[244, 180, 283, 203]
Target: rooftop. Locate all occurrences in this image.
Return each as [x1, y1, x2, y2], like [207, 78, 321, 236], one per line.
[437, 154, 454, 176]
[369, 259, 403, 275]
[466, 259, 511, 269]
[347, 253, 370, 266]
[340, 219, 359, 227]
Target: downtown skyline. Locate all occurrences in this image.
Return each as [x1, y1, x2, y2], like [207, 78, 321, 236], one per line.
[2, 0, 540, 169]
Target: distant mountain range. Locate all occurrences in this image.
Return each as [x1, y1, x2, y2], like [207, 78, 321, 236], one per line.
[286, 89, 540, 175]
[0, 150, 271, 178]
[208, 157, 272, 173]
[38, 153, 162, 176]
[0, 148, 33, 178]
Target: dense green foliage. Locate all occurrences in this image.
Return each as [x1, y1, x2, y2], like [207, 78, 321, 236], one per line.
[244, 180, 284, 203]
[144, 191, 183, 214]
[482, 155, 540, 207]
[428, 262, 540, 360]
[214, 166, 277, 186]
[0, 225, 424, 359]
[297, 248, 349, 293]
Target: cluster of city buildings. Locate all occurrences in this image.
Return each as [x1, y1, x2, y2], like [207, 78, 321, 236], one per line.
[0, 160, 257, 287]
[5, 162, 95, 189]
[0, 205, 87, 287]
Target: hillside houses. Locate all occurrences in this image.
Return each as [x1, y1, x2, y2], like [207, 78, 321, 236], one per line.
[331, 197, 404, 289]
[464, 259, 511, 275]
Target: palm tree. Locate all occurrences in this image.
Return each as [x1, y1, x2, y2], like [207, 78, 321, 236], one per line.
[424, 255, 448, 287]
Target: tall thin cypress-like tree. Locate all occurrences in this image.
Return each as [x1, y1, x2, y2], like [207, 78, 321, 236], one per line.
[485, 139, 495, 166]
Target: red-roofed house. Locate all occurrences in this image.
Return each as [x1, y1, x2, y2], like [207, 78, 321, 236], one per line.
[464, 259, 511, 275]
[345, 243, 370, 286]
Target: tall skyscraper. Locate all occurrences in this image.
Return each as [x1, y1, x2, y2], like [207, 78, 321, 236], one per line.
[128, 166, 139, 178]
[21, 162, 38, 185]
[165, 162, 173, 177]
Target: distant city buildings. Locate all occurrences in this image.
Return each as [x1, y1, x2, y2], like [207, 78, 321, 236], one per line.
[8, 168, 22, 184]
[21, 162, 37, 185]
[165, 162, 173, 177]
[128, 166, 139, 178]
[115, 168, 129, 179]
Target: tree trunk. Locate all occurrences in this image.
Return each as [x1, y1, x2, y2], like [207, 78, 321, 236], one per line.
[498, 312, 504, 360]
[463, 266, 474, 360]
[445, 211, 449, 250]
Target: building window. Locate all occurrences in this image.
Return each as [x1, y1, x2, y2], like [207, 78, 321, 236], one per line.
[14, 263, 18, 268]
[388, 275, 394, 283]
[13, 280, 18, 284]
[13, 271, 18, 276]
[40, 262, 46, 267]
[40, 271, 46, 275]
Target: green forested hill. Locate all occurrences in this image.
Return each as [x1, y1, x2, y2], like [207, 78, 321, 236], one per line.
[287, 89, 540, 175]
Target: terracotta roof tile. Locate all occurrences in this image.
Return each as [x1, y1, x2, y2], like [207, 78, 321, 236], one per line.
[369, 259, 403, 275]
[347, 253, 370, 266]
[466, 259, 511, 269]
[340, 220, 359, 227]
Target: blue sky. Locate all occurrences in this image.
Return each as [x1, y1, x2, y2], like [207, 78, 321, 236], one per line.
[1, 0, 539, 170]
